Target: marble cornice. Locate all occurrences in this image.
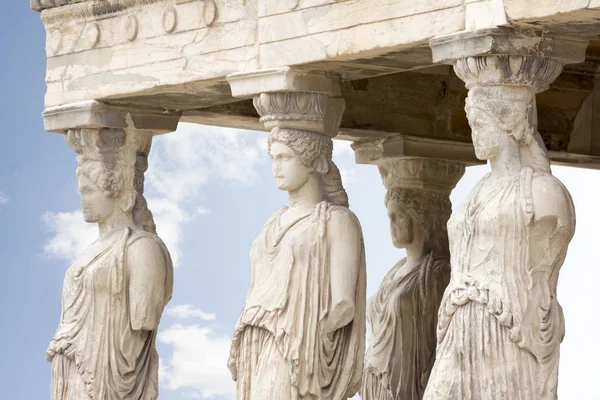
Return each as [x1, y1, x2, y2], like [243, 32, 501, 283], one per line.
[33, 0, 174, 22]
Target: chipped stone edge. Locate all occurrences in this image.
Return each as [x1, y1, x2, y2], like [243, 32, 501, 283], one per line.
[227, 67, 342, 98]
[43, 100, 181, 134]
[429, 27, 589, 65]
[351, 135, 484, 166]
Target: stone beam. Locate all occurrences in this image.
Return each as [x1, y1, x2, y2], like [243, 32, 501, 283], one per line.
[42, 100, 181, 134]
[34, 0, 600, 112]
[352, 135, 482, 166]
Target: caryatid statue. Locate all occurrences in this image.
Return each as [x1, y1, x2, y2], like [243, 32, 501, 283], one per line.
[228, 90, 367, 400]
[47, 127, 174, 399]
[362, 158, 464, 400]
[424, 51, 577, 398]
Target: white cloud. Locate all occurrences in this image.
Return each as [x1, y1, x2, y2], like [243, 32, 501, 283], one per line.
[42, 211, 97, 262]
[196, 206, 210, 216]
[143, 124, 267, 266]
[146, 197, 189, 267]
[333, 139, 357, 187]
[42, 124, 267, 267]
[159, 323, 235, 399]
[332, 139, 353, 156]
[338, 167, 357, 186]
[147, 124, 265, 202]
[0, 190, 9, 205]
[165, 304, 217, 321]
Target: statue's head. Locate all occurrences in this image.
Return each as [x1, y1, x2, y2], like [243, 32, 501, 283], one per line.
[76, 160, 133, 223]
[267, 127, 348, 207]
[66, 128, 156, 232]
[465, 86, 550, 173]
[385, 188, 451, 252]
[379, 158, 463, 254]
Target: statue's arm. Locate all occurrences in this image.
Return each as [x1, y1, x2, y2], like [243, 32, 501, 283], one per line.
[127, 237, 168, 331]
[529, 175, 575, 270]
[323, 211, 362, 335]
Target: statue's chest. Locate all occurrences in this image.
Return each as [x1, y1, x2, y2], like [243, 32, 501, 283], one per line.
[62, 243, 120, 308]
[448, 178, 522, 266]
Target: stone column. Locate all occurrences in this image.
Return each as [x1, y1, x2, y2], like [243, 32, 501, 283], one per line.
[43, 101, 180, 400]
[354, 136, 466, 399]
[423, 28, 586, 400]
[226, 68, 366, 400]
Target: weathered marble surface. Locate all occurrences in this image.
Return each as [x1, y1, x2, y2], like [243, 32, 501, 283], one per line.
[424, 45, 577, 399]
[47, 126, 174, 400]
[34, 0, 600, 110]
[362, 158, 464, 400]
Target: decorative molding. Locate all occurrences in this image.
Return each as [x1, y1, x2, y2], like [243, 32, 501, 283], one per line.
[85, 22, 101, 48]
[34, 0, 167, 15]
[124, 14, 138, 41]
[202, 0, 217, 26]
[39, 0, 221, 57]
[162, 6, 177, 33]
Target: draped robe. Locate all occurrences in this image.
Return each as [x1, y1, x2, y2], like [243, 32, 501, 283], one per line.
[47, 228, 173, 400]
[424, 168, 575, 400]
[228, 202, 366, 400]
[362, 254, 450, 400]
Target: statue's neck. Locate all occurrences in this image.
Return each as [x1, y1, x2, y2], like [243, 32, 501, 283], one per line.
[98, 209, 135, 239]
[288, 174, 325, 211]
[402, 227, 427, 271]
[490, 143, 522, 179]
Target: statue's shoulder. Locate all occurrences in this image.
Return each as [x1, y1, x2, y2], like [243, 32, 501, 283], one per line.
[263, 206, 287, 225]
[324, 204, 364, 243]
[527, 170, 575, 229]
[326, 204, 361, 227]
[126, 229, 172, 268]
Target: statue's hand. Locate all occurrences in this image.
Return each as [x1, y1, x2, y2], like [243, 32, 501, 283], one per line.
[323, 300, 355, 335]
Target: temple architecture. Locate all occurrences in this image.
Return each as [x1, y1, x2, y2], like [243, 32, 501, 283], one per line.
[31, 1, 600, 399]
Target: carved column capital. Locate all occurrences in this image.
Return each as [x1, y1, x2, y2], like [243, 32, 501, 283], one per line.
[430, 27, 589, 92]
[378, 157, 465, 195]
[252, 92, 344, 137]
[227, 67, 345, 137]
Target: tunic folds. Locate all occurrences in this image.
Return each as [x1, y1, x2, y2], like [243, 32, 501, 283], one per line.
[47, 228, 173, 400]
[229, 202, 366, 400]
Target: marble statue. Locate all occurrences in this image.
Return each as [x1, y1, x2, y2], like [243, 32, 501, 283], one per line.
[47, 128, 174, 400]
[424, 57, 576, 400]
[228, 127, 367, 400]
[362, 158, 464, 400]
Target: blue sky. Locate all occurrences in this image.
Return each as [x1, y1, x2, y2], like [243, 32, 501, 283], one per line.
[1, 2, 599, 399]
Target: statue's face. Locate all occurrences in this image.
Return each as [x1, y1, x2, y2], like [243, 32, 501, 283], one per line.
[466, 105, 507, 161]
[387, 199, 414, 248]
[78, 173, 117, 223]
[270, 141, 311, 192]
